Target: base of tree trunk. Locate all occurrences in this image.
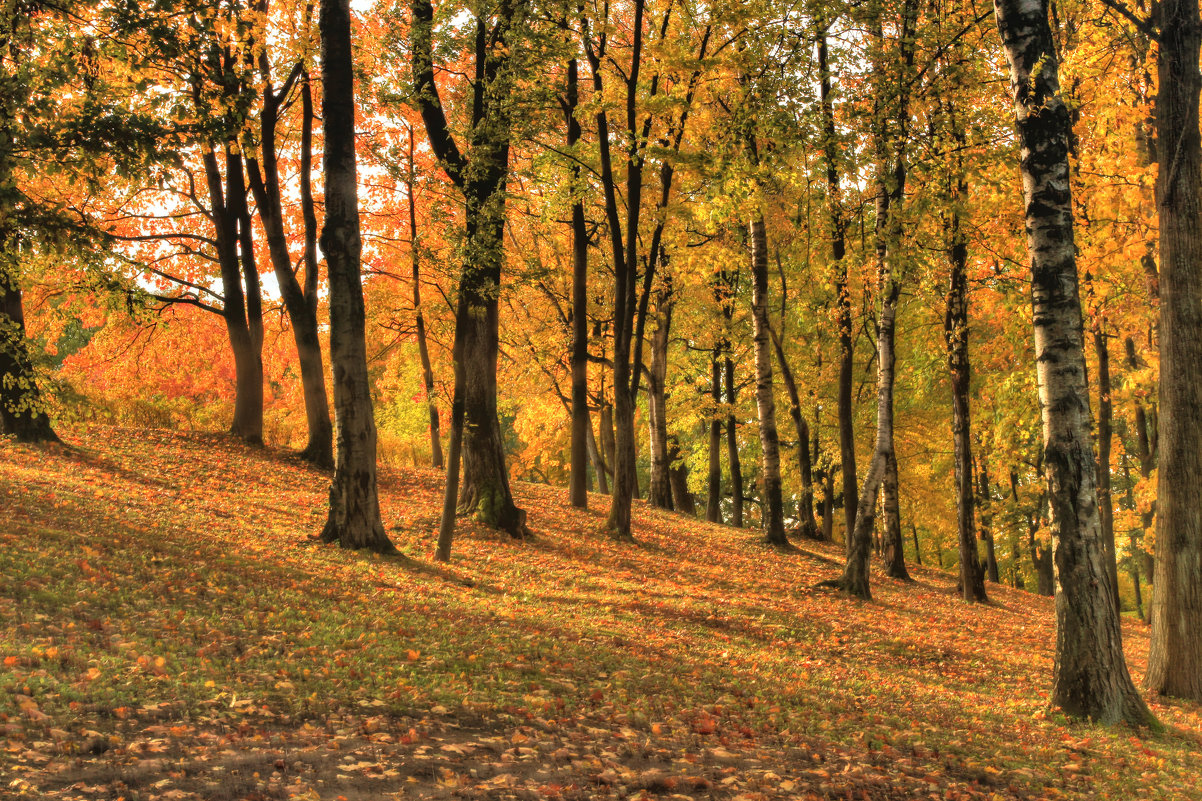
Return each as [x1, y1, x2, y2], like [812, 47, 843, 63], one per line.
[299, 440, 335, 470]
[458, 482, 530, 539]
[8, 417, 59, 444]
[319, 520, 399, 554]
[814, 575, 872, 601]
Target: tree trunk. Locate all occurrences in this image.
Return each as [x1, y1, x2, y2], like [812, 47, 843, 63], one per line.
[1122, 454, 1146, 620]
[201, 146, 263, 447]
[318, 0, 395, 553]
[910, 521, 922, 566]
[0, 275, 58, 443]
[1147, 0, 1202, 702]
[749, 211, 787, 547]
[706, 348, 723, 523]
[881, 451, 908, 578]
[818, 26, 856, 546]
[647, 287, 674, 510]
[245, 59, 333, 468]
[567, 56, 588, 508]
[586, 411, 608, 494]
[412, 0, 527, 538]
[725, 354, 744, 528]
[977, 456, 1000, 583]
[668, 439, 695, 516]
[995, 0, 1154, 725]
[768, 314, 819, 540]
[404, 128, 443, 470]
[1091, 313, 1118, 608]
[1126, 336, 1156, 587]
[943, 100, 987, 602]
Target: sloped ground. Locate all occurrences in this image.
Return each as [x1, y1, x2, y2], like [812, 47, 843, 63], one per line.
[1, 426, 1200, 801]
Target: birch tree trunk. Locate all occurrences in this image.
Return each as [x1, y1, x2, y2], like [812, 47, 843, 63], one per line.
[994, 0, 1154, 724]
[1147, 0, 1202, 702]
[318, 0, 395, 553]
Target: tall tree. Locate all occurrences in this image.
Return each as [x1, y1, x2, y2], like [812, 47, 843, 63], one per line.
[749, 208, 787, 547]
[824, 0, 918, 597]
[994, 0, 1154, 725]
[565, 55, 589, 509]
[317, 0, 396, 552]
[1147, 0, 1202, 702]
[412, 0, 530, 540]
[817, 23, 856, 545]
[245, 35, 334, 468]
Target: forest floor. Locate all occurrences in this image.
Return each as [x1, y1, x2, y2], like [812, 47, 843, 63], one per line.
[1, 427, 1201, 801]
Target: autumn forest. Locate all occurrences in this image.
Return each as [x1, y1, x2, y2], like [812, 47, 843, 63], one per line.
[3, 0, 1202, 796]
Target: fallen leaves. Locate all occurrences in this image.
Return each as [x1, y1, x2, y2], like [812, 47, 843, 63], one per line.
[0, 426, 1199, 801]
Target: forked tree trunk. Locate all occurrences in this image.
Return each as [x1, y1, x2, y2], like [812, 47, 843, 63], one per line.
[827, 0, 916, 596]
[767, 323, 819, 539]
[995, 0, 1154, 725]
[201, 146, 263, 447]
[0, 274, 58, 443]
[245, 58, 333, 468]
[413, 0, 528, 538]
[1147, 0, 1202, 702]
[749, 211, 787, 547]
[318, 0, 395, 553]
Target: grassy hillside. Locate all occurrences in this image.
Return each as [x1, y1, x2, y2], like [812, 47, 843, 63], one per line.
[1, 427, 1200, 800]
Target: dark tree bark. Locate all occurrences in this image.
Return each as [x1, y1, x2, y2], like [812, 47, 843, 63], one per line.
[941, 176, 989, 596]
[725, 353, 744, 528]
[994, 0, 1154, 725]
[245, 55, 333, 468]
[818, 25, 856, 546]
[1121, 453, 1146, 620]
[706, 347, 723, 523]
[668, 438, 694, 516]
[647, 284, 674, 510]
[201, 146, 264, 447]
[749, 211, 787, 547]
[567, 56, 589, 509]
[1125, 336, 1156, 586]
[1090, 311, 1118, 608]
[767, 323, 819, 540]
[403, 127, 443, 470]
[826, 0, 917, 597]
[586, 402, 609, 495]
[976, 455, 1000, 583]
[0, 274, 58, 443]
[413, 0, 528, 539]
[317, 0, 395, 553]
[881, 451, 908, 578]
[1148, 0, 1202, 702]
